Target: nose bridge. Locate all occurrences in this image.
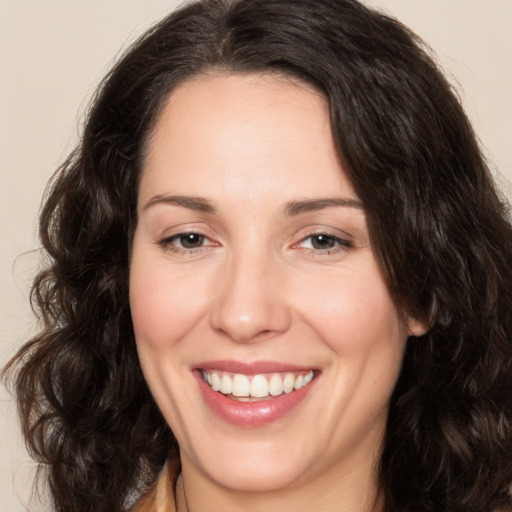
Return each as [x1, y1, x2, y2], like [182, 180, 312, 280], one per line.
[210, 240, 291, 343]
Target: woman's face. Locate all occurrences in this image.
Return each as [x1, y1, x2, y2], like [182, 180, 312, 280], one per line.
[130, 73, 424, 495]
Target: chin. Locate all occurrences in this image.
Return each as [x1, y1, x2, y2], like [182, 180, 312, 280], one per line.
[203, 457, 308, 493]
[184, 432, 319, 493]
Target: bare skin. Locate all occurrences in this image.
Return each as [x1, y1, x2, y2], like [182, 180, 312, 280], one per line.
[130, 72, 425, 512]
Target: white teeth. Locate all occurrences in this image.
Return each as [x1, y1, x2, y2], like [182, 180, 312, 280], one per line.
[269, 373, 284, 396]
[202, 370, 315, 398]
[211, 372, 221, 391]
[232, 374, 250, 397]
[294, 375, 305, 390]
[220, 374, 232, 394]
[283, 373, 295, 393]
[250, 374, 269, 397]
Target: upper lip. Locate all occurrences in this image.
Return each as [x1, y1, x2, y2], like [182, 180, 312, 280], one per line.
[194, 360, 317, 374]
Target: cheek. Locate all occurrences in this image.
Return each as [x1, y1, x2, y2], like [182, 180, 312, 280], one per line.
[293, 265, 404, 357]
[302, 271, 406, 424]
[129, 250, 210, 353]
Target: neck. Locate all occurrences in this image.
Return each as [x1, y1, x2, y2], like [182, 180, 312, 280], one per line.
[175, 452, 384, 512]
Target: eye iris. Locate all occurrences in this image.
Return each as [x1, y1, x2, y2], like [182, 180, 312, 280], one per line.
[311, 234, 335, 250]
[180, 233, 204, 248]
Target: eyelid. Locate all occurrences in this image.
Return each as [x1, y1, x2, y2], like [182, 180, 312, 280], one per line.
[157, 228, 220, 256]
[155, 220, 218, 243]
[161, 231, 215, 246]
[291, 228, 354, 255]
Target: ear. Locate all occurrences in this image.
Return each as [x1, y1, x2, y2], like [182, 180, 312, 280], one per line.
[405, 316, 428, 337]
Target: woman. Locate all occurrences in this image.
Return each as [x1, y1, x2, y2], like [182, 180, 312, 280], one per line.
[4, 0, 512, 511]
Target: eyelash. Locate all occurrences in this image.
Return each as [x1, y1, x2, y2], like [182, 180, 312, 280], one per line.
[158, 232, 215, 255]
[158, 230, 353, 258]
[295, 233, 353, 255]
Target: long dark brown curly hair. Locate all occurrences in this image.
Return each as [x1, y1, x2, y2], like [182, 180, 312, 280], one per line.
[4, 0, 512, 511]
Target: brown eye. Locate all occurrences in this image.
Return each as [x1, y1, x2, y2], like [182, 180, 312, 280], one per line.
[178, 233, 205, 248]
[159, 232, 210, 251]
[310, 234, 336, 250]
[296, 232, 352, 253]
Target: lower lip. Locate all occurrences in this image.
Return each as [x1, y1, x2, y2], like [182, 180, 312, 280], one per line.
[196, 372, 316, 427]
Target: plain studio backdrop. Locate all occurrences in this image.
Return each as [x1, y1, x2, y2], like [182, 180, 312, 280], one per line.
[1, 1, 511, 510]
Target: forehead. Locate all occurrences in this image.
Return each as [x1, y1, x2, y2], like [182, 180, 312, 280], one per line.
[140, 72, 356, 206]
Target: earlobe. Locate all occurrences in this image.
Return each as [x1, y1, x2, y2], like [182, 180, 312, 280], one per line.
[406, 317, 428, 337]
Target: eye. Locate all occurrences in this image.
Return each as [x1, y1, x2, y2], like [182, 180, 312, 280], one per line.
[297, 233, 352, 252]
[173, 233, 206, 249]
[158, 231, 217, 253]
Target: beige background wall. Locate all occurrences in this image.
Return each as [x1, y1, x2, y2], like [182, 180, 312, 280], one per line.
[1, 1, 510, 510]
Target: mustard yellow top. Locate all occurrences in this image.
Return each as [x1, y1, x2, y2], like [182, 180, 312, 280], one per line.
[131, 459, 180, 512]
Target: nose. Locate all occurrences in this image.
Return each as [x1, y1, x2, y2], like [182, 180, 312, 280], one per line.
[210, 250, 292, 343]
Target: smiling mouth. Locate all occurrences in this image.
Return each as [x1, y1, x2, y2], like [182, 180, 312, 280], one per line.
[201, 370, 316, 401]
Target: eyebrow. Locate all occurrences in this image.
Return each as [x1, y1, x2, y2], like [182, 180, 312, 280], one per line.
[284, 197, 364, 215]
[142, 194, 364, 216]
[143, 195, 216, 213]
